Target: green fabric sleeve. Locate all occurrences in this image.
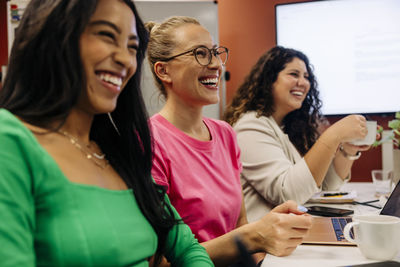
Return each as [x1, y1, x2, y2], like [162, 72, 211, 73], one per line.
[0, 110, 213, 266]
[0, 114, 36, 266]
[163, 196, 214, 267]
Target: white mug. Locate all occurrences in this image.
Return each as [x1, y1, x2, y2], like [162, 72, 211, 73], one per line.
[350, 121, 377, 146]
[343, 215, 400, 260]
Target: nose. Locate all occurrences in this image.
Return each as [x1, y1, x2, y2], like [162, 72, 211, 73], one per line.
[297, 76, 309, 88]
[208, 52, 223, 70]
[113, 46, 136, 71]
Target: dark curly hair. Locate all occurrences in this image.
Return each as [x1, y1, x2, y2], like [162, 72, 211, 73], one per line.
[224, 46, 323, 155]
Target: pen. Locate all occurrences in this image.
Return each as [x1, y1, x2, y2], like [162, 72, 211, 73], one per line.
[322, 192, 349, 197]
[353, 200, 381, 209]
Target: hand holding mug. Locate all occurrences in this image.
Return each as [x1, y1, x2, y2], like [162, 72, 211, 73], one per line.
[330, 115, 368, 143]
[349, 121, 377, 146]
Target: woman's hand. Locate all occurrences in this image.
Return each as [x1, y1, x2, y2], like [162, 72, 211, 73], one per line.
[341, 142, 370, 155]
[340, 127, 381, 156]
[330, 115, 368, 143]
[249, 200, 313, 257]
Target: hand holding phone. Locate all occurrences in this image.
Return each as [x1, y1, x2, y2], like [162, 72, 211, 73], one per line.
[306, 205, 354, 217]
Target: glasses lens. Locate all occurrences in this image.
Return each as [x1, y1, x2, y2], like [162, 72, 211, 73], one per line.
[216, 47, 228, 65]
[194, 47, 211, 66]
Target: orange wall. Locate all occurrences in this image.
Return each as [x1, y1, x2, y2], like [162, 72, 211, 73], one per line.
[218, 0, 310, 104]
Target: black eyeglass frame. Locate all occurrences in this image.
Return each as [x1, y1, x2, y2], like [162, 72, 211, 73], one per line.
[163, 45, 229, 66]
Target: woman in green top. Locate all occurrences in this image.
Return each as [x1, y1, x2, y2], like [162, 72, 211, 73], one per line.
[0, 0, 213, 266]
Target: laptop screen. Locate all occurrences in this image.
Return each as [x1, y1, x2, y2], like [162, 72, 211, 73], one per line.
[380, 180, 400, 217]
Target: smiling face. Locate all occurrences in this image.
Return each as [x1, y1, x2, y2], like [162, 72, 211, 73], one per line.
[78, 0, 138, 114]
[272, 57, 311, 123]
[164, 24, 223, 108]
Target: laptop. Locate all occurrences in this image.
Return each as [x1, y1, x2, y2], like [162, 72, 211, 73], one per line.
[302, 179, 400, 245]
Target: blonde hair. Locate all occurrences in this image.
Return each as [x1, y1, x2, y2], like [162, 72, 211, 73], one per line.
[145, 16, 200, 98]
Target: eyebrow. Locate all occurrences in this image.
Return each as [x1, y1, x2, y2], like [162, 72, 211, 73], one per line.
[288, 68, 308, 73]
[88, 20, 138, 41]
[182, 44, 218, 51]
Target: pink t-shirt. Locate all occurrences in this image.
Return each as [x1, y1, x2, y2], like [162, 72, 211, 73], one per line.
[150, 114, 243, 243]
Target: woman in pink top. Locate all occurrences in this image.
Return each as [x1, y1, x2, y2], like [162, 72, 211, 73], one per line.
[145, 16, 313, 266]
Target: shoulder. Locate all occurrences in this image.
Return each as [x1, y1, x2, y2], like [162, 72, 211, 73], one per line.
[0, 108, 21, 129]
[149, 114, 177, 159]
[149, 113, 164, 131]
[0, 109, 35, 144]
[204, 117, 233, 131]
[233, 111, 276, 134]
[0, 109, 43, 188]
[204, 117, 237, 139]
[0, 109, 52, 171]
[149, 114, 173, 141]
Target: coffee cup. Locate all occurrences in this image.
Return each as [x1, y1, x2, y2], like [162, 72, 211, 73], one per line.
[343, 215, 400, 260]
[350, 121, 377, 146]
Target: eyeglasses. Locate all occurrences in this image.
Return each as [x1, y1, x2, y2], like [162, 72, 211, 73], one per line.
[163, 45, 229, 66]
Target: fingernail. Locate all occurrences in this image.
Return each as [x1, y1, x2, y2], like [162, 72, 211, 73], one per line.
[298, 205, 308, 213]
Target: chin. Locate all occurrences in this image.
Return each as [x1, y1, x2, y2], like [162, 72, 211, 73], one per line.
[290, 102, 303, 111]
[93, 101, 118, 114]
[207, 97, 219, 105]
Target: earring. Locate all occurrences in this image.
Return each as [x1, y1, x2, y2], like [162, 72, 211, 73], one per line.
[108, 112, 121, 136]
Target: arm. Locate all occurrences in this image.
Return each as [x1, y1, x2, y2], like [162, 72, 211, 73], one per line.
[163, 197, 214, 267]
[200, 203, 245, 266]
[0, 118, 35, 266]
[235, 115, 320, 205]
[151, 134, 213, 266]
[201, 200, 312, 266]
[201, 194, 265, 267]
[332, 143, 370, 179]
[236, 198, 266, 266]
[304, 115, 368, 186]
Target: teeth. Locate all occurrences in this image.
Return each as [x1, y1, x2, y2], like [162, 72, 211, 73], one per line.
[98, 73, 122, 87]
[200, 77, 218, 85]
[291, 91, 303, 96]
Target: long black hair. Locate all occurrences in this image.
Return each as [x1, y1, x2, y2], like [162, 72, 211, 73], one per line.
[0, 0, 176, 264]
[224, 46, 323, 155]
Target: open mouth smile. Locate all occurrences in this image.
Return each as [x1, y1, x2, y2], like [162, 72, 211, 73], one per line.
[199, 77, 219, 89]
[95, 71, 124, 94]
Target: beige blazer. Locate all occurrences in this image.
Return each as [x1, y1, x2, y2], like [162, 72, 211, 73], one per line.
[233, 111, 348, 222]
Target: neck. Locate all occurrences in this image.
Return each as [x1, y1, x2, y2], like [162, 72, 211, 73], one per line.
[160, 96, 210, 140]
[60, 108, 94, 144]
[272, 112, 285, 127]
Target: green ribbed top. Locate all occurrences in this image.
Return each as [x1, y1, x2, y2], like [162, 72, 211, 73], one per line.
[0, 109, 213, 267]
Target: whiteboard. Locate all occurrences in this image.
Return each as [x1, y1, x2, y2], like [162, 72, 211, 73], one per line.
[135, 0, 223, 119]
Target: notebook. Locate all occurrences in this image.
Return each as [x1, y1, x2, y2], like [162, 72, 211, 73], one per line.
[308, 190, 357, 204]
[302, 179, 400, 245]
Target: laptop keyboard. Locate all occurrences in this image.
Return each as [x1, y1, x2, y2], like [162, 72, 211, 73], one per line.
[331, 217, 354, 241]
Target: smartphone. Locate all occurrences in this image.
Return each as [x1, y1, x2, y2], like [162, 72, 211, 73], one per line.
[306, 205, 354, 217]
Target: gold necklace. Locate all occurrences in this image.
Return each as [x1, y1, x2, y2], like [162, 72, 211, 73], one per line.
[58, 130, 109, 169]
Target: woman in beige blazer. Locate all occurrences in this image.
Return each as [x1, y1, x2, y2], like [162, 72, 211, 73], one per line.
[224, 46, 371, 222]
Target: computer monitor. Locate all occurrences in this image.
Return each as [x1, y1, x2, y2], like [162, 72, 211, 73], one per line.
[276, 0, 400, 116]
